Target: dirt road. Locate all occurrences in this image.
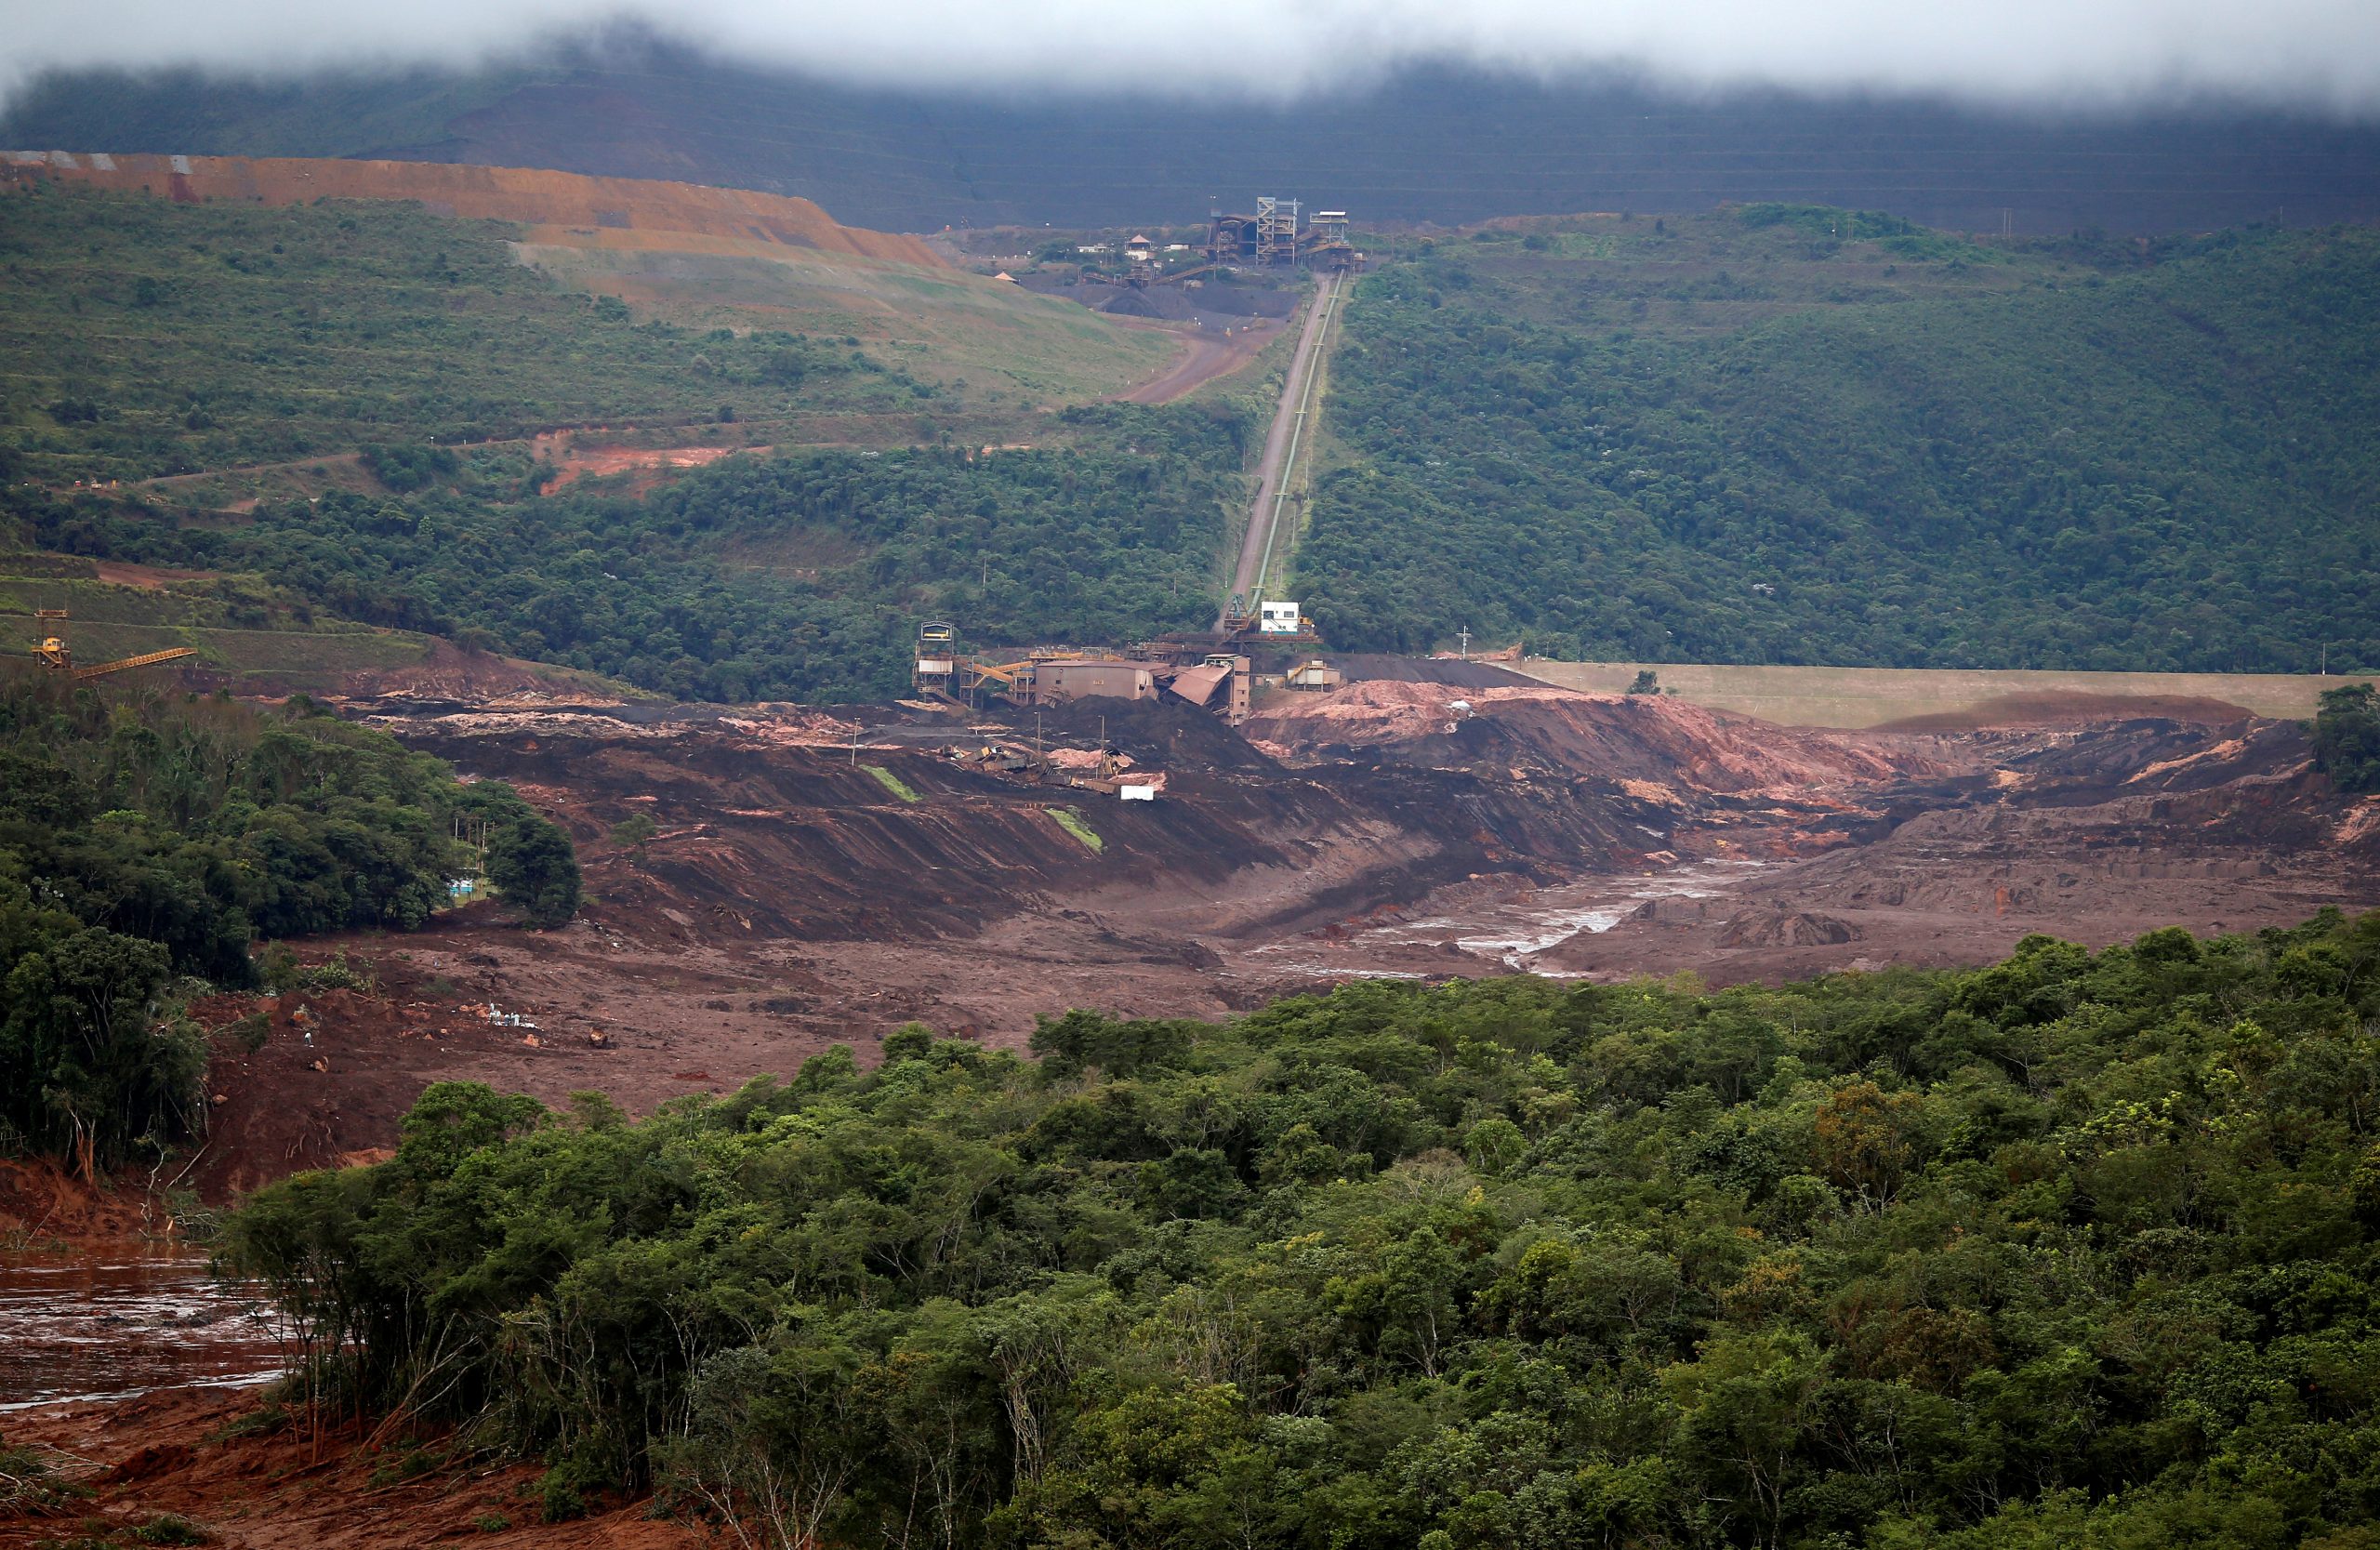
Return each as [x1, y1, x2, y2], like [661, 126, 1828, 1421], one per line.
[1114, 317, 1283, 404]
[1219, 272, 1342, 625]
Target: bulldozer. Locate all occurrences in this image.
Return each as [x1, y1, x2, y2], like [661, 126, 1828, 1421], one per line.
[29, 609, 198, 682]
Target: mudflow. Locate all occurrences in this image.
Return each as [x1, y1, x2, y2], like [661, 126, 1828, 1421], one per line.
[119, 663, 2379, 1206]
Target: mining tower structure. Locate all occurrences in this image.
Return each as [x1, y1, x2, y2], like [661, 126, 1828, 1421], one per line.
[1207, 197, 1361, 272]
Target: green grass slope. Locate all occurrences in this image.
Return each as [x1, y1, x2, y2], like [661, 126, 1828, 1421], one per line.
[1299, 212, 2380, 675]
[0, 183, 942, 484]
[0, 182, 1168, 489]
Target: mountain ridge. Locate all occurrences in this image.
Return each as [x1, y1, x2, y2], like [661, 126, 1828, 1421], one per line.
[8, 51, 2380, 233]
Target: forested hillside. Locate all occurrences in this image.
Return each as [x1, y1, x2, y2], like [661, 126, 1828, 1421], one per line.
[1300, 214, 2380, 675]
[0, 673, 575, 1171]
[23, 401, 1246, 700]
[229, 913, 2380, 1548]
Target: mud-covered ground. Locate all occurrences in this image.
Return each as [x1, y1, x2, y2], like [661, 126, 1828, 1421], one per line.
[0, 1385, 697, 1550]
[41, 669, 2372, 1214]
[7, 669, 2378, 1548]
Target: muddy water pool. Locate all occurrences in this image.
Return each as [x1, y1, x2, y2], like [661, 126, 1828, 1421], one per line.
[0, 1249, 284, 1411]
[1250, 859, 1767, 978]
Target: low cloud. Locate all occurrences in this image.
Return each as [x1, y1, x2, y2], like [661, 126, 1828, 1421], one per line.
[5, 0, 2378, 116]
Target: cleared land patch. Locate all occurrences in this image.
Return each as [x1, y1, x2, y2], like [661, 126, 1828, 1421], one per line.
[1518, 659, 2335, 727]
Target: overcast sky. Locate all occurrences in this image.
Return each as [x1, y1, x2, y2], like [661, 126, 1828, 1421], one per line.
[4, 0, 2377, 115]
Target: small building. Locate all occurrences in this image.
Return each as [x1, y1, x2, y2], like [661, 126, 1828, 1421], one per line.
[1030, 658, 1157, 704]
[1285, 660, 1342, 691]
[1258, 601, 1302, 635]
[1124, 234, 1155, 263]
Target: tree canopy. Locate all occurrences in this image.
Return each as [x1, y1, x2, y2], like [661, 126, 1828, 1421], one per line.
[226, 911, 2380, 1548]
[2313, 683, 2380, 794]
[1296, 219, 2380, 673]
[0, 671, 577, 1170]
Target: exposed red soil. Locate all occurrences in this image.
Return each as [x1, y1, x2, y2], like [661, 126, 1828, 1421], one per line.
[24, 680, 2380, 1236]
[1245, 680, 1944, 797]
[533, 442, 755, 495]
[3, 152, 939, 268]
[0, 1386, 706, 1550]
[1538, 717, 2380, 983]
[0, 1159, 170, 1241]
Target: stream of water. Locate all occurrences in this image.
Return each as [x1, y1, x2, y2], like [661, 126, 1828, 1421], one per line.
[0, 1248, 284, 1411]
[1250, 858, 1767, 979]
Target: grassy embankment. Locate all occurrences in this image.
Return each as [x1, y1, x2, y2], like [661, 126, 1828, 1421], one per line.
[1518, 659, 2342, 728]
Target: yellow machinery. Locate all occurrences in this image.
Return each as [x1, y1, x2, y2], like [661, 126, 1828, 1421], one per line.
[963, 657, 1032, 696]
[28, 609, 198, 681]
[34, 609, 71, 670]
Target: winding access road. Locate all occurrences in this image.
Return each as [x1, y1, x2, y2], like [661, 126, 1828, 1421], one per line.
[1218, 270, 1343, 627]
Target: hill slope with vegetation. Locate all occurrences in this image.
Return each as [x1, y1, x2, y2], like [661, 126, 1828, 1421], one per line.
[1299, 213, 2380, 676]
[23, 402, 1249, 701]
[228, 912, 2380, 1547]
[0, 180, 1250, 699]
[0, 181, 1086, 487]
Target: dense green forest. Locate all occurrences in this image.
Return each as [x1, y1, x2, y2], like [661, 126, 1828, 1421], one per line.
[228, 912, 2380, 1548]
[20, 403, 1247, 701]
[1298, 214, 2380, 674]
[0, 183, 926, 485]
[0, 671, 575, 1170]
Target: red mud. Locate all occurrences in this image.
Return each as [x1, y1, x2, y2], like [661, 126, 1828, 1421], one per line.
[1245, 680, 1940, 796]
[4, 682, 2373, 1550]
[0, 1386, 705, 1550]
[19, 681, 2380, 1235]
